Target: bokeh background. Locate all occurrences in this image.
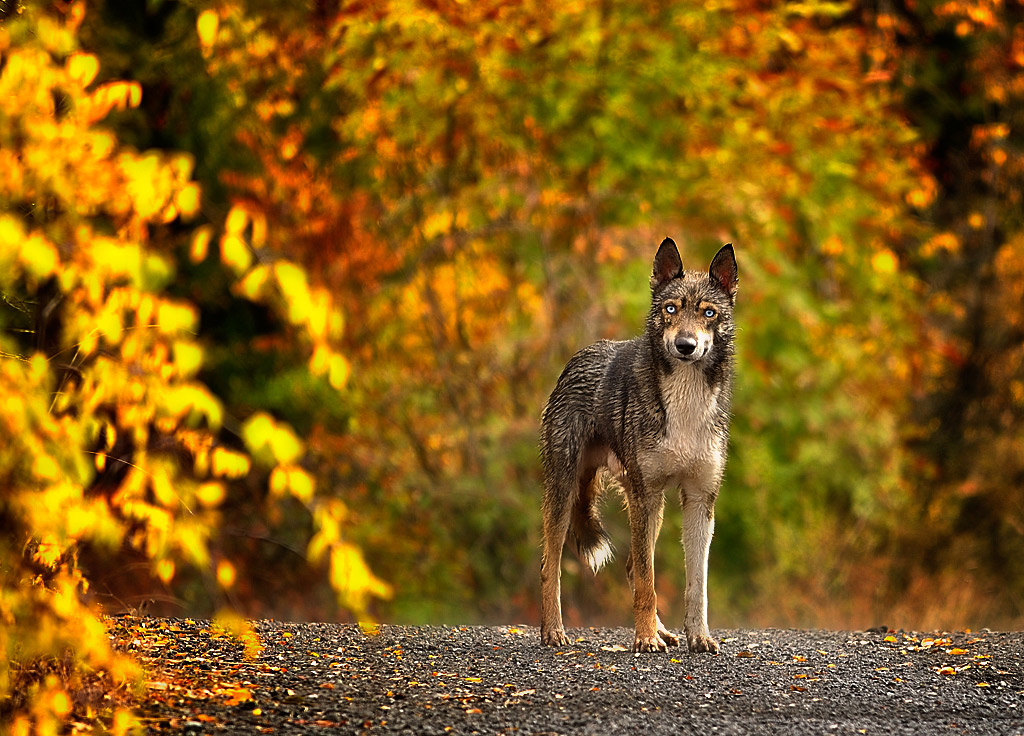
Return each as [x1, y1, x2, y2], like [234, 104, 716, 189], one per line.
[4, 4, 1024, 710]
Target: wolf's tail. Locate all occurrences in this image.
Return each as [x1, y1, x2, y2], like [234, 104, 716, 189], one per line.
[570, 475, 613, 574]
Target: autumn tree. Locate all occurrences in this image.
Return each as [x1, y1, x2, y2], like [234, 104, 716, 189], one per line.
[0, 2, 386, 730]
[862, 0, 1024, 621]
[71, 0, 940, 625]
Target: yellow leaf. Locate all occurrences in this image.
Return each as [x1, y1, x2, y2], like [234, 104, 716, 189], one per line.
[423, 211, 453, 239]
[225, 205, 249, 235]
[213, 611, 264, 659]
[173, 341, 203, 377]
[196, 482, 225, 508]
[269, 467, 290, 497]
[176, 183, 201, 218]
[22, 233, 59, 279]
[242, 412, 275, 453]
[268, 426, 303, 465]
[216, 560, 236, 588]
[236, 264, 271, 300]
[328, 353, 350, 390]
[310, 344, 331, 375]
[330, 542, 393, 608]
[50, 690, 72, 717]
[156, 558, 175, 583]
[871, 249, 898, 275]
[156, 301, 197, 334]
[210, 447, 251, 479]
[220, 234, 252, 275]
[111, 709, 136, 736]
[821, 235, 843, 256]
[274, 262, 312, 322]
[33, 454, 60, 481]
[66, 52, 99, 86]
[190, 226, 213, 263]
[151, 469, 178, 507]
[286, 467, 314, 502]
[197, 10, 219, 50]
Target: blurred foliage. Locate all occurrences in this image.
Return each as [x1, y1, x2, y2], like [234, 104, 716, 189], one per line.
[2, 0, 1024, 729]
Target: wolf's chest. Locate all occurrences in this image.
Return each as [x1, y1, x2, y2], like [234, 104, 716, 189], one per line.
[639, 367, 724, 486]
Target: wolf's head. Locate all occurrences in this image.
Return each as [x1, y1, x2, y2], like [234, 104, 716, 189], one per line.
[647, 238, 738, 364]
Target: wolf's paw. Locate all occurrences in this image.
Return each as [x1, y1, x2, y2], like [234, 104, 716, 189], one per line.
[633, 633, 669, 653]
[686, 631, 720, 654]
[542, 628, 571, 647]
[658, 627, 680, 648]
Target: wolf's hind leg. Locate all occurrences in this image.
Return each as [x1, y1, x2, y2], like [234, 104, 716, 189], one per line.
[540, 469, 574, 647]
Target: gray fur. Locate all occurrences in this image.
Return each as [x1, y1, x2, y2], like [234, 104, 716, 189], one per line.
[540, 238, 738, 653]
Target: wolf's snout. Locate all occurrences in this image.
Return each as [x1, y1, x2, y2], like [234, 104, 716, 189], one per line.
[675, 336, 698, 356]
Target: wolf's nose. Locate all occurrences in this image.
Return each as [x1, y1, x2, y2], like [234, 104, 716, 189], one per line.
[675, 336, 698, 355]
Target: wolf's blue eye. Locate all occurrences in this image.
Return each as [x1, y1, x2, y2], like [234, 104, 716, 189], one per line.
[704, 308, 716, 318]
[665, 304, 677, 314]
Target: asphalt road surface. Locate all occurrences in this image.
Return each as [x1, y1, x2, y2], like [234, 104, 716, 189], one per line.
[118, 617, 1024, 735]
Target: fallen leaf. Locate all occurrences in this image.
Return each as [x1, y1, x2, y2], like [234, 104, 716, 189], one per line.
[600, 645, 628, 652]
[736, 651, 755, 658]
[937, 666, 956, 675]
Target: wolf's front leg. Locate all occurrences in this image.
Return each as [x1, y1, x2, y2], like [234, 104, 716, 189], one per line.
[626, 490, 667, 652]
[680, 489, 719, 654]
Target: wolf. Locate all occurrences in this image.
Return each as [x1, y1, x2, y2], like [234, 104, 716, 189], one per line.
[539, 238, 738, 653]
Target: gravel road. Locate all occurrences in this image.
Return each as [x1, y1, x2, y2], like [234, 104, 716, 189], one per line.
[117, 617, 1024, 735]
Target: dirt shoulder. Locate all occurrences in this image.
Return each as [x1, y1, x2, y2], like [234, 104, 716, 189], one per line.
[114, 617, 1024, 735]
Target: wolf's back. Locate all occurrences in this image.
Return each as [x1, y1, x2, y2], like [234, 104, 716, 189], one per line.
[540, 339, 634, 459]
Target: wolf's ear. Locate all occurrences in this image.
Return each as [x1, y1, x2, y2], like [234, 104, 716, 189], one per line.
[709, 243, 738, 299]
[651, 238, 683, 292]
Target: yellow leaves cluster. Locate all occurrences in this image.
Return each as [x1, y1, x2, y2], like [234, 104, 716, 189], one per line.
[0, 9, 237, 731]
[212, 611, 264, 660]
[309, 499, 393, 614]
[223, 208, 350, 389]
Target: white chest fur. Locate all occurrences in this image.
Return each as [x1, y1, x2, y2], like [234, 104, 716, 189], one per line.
[640, 364, 725, 490]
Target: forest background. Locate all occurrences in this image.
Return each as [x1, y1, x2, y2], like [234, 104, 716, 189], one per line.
[2, 0, 1024, 729]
